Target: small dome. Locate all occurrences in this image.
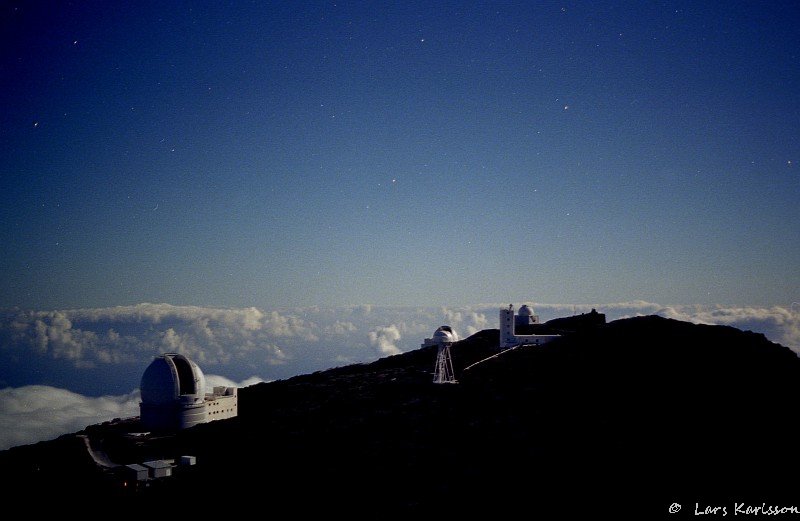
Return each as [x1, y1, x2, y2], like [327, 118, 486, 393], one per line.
[433, 330, 451, 342]
[432, 325, 458, 344]
[518, 304, 535, 316]
[140, 353, 206, 405]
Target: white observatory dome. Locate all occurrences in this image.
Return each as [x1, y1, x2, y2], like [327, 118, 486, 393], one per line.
[140, 353, 208, 431]
[432, 326, 458, 344]
[433, 330, 452, 344]
[518, 304, 535, 316]
[140, 353, 206, 406]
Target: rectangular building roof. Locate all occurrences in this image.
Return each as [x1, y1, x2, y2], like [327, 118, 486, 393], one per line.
[142, 460, 173, 469]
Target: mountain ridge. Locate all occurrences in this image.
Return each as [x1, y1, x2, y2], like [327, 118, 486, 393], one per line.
[1, 315, 798, 518]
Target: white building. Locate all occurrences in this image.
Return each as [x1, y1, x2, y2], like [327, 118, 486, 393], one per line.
[421, 325, 459, 348]
[124, 463, 149, 482]
[143, 459, 173, 479]
[139, 353, 238, 432]
[499, 304, 561, 349]
[205, 385, 237, 421]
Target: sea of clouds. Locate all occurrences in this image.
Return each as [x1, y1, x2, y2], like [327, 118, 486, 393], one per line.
[1, 301, 798, 450]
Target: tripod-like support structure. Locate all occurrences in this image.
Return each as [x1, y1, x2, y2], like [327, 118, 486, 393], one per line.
[433, 343, 457, 384]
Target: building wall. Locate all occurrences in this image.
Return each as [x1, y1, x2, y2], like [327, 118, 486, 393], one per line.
[125, 464, 149, 482]
[500, 307, 516, 348]
[140, 401, 206, 431]
[178, 402, 207, 430]
[421, 337, 438, 348]
[500, 305, 560, 349]
[205, 387, 238, 422]
[143, 460, 173, 479]
[141, 390, 236, 430]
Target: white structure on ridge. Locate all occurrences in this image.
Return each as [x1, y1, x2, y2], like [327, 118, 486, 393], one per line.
[139, 353, 238, 431]
[423, 326, 458, 384]
[500, 304, 561, 349]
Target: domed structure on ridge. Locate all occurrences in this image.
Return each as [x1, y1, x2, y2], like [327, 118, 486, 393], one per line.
[515, 304, 540, 327]
[140, 353, 206, 406]
[432, 329, 452, 344]
[518, 304, 535, 316]
[422, 325, 459, 348]
[139, 353, 239, 432]
[139, 353, 207, 431]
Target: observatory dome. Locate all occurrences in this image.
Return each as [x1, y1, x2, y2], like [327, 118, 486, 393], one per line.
[433, 330, 452, 344]
[518, 304, 535, 316]
[433, 326, 458, 343]
[140, 353, 206, 406]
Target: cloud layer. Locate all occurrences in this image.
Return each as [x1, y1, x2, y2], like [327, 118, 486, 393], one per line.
[0, 386, 140, 451]
[0, 375, 263, 451]
[1, 301, 798, 450]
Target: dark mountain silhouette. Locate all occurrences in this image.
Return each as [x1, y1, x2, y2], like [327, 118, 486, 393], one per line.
[513, 307, 606, 335]
[2, 315, 799, 519]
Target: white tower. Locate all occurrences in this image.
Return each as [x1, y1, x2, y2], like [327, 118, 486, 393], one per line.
[500, 304, 516, 349]
[428, 326, 458, 384]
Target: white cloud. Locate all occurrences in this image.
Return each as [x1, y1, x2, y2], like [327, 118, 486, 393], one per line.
[368, 325, 402, 355]
[28, 312, 98, 363]
[3, 302, 799, 366]
[327, 320, 358, 335]
[204, 374, 267, 391]
[1, 301, 797, 397]
[654, 305, 800, 350]
[0, 385, 140, 451]
[262, 310, 319, 341]
[0, 303, 317, 370]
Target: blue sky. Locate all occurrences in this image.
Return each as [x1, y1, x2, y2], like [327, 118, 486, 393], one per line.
[2, 1, 798, 310]
[1, 2, 799, 449]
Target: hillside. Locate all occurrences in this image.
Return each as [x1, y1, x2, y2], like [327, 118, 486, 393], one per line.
[2, 315, 799, 518]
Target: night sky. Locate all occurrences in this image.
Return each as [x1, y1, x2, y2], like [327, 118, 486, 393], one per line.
[2, 1, 800, 451]
[2, 1, 799, 310]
